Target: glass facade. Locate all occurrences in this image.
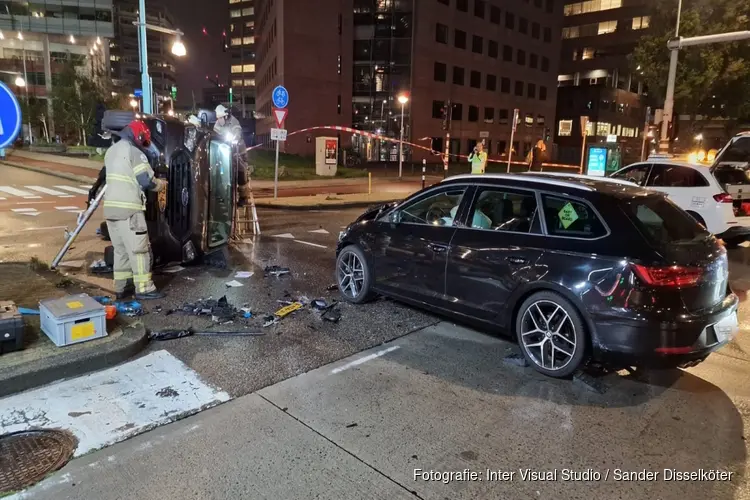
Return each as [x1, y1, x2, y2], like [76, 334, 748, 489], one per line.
[352, 0, 413, 161]
[0, 0, 114, 37]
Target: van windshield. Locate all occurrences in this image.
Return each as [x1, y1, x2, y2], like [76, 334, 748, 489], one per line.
[622, 196, 708, 247]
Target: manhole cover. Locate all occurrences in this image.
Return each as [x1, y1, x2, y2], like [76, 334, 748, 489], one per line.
[0, 429, 78, 494]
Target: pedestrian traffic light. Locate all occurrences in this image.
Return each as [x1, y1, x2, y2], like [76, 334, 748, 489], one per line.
[544, 127, 551, 142]
[171, 86, 177, 100]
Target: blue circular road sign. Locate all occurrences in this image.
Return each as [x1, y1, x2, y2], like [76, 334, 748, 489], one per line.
[272, 85, 289, 109]
[0, 82, 22, 149]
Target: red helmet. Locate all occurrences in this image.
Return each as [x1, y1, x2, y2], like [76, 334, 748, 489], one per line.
[127, 120, 151, 148]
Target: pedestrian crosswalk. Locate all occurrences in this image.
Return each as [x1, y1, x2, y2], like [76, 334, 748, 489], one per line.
[0, 184, 90, 199]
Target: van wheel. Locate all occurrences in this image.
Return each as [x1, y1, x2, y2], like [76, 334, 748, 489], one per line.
[515, 291, 588, 378]
[686, 211, 706, 230]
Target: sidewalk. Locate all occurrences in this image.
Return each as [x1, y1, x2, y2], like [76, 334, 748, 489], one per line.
[254, 192, 406, 209]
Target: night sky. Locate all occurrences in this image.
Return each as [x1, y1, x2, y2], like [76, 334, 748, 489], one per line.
[159, 0, 230, 106]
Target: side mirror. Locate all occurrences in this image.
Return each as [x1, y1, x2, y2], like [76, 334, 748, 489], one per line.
[388, 211, 401, 224]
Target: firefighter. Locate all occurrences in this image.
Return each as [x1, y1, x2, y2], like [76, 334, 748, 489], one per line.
[214, 104, 252, 205]
[103, 120, 168, 300]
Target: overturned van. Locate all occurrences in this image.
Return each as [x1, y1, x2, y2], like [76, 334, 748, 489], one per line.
[102, 110, 238, 267]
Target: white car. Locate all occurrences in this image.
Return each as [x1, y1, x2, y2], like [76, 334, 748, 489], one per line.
[611, 159, 750, 247]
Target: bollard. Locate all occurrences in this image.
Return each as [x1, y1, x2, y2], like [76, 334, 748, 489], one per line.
[368, 172, 372, 195]
[421, 159, 426, 190]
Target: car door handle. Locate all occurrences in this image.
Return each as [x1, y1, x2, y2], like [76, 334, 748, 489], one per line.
[428, 243, 449, 253]
[506, 256, 528, 265]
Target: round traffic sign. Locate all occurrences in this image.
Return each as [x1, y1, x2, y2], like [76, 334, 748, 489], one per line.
[272, 86, 289, 109]
[0, 82, 22, 149]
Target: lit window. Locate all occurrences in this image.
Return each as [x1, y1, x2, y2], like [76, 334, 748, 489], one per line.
[558, 120, 573, 136]
[564, 0, 622, 16]
[596, 122, 611, 136]
[243, 64, 255, 72]
[229, 0, 242, 3]
[230, 9, 242, 18]
[582, 48, 594, 60]
[598, 21, 617, 34]
[231, 65, 243, 73]
[632, 16, 650, 30]
[562, 26, 580, 39]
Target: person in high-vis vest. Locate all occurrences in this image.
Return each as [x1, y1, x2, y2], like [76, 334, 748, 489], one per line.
[103, 120, 168, 300]
[468, 142, 488, 174]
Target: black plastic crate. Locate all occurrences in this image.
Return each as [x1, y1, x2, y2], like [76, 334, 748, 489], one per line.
[0, 301, 24, 354]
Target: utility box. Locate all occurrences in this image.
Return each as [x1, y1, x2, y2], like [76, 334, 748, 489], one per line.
[316, 137, 338, 177]
[40, 294, 107, 347]
[0, 301, 24, 354]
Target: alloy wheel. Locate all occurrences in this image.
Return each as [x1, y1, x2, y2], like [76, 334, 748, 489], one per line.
[338, 251, 365, 299]
[520, 300, 577, 372]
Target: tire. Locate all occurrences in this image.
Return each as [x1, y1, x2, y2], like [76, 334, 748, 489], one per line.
[336, 245, 375, 304]
[102, 110, 136, 132]
[515, 291, 588, 378]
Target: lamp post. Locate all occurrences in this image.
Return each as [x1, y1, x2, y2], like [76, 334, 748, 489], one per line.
[659, 0, 682, 153]
[135, 0, 186, 115]
[398, 94, 409, 180]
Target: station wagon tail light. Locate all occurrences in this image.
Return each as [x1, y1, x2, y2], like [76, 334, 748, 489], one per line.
[632, 264, 703, 288]
[713, 193, 733, 203]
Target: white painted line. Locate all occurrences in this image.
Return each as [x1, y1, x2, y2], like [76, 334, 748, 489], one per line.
[22, 225, 67, 231]
[272, 233, 295, 239]
[0, 186, 35, 197]
[331, 346, 401, 374]
[0, 350, 230, 458]
[20, 212, 40, 217]
[309, 228, 330, 234]
[55, 185, 89, 195]
[11, 208, 38, 213]
[22, 196, 42, 199]
[0, 197, 5, 201]
[26, 185, 69, 196]
[59, 195, 75, 198]
[55, 206, 82, 211]
[294, 240, 328, 249]
[80, 184, 93, 189]
[15, 201, 55, 205]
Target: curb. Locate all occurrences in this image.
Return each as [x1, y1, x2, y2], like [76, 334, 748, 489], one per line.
[0, 322, 148, 398]
[254, 198, 402, 210]
[0, 160, 98, 184]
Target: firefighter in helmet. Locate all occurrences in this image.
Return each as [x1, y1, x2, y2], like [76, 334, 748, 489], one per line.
[103, 120, 168, 300]
[214, 104, 252, 205]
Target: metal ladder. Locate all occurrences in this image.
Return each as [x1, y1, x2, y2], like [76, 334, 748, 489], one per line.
[232, 178, 261, 240]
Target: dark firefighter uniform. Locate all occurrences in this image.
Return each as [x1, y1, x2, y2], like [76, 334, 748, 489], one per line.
[103, 121, 167, 299]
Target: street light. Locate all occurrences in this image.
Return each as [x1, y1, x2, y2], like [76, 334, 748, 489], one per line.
[397, 94, 409, 180]
[14, 75, 25, 87]
[130, 99, 138, 109]
[694, 133, 703, 141]
[133, 0, 187, 115]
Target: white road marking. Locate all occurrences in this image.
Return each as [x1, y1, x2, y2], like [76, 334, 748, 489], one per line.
[309, 228, 330, 234]
[0, 350, 230, 458]
[14, 201, 55, 205]
[331, 346, 401, 374]
[22, 225, 67, 231]
[55, 185, 89, 195]
[0, 197, 5, 201]
[59, 195, 75, 198]
[11, 208, 38, 213]
[22, 196, 42, 199]
[0, 186, 34, 197]
[294, 240, 328, 249]
[20, 212, 40, 217]
[55, 206, 82, 211]
[272, 233, 295, 239]
[26, 185, 69, 196]
[80, 184, 93, 189]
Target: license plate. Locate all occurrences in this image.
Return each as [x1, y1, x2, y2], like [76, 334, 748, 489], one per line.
[715, 312, 739, 343]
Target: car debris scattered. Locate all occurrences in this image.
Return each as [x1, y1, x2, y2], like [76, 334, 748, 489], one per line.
[149, 328, 266, 341]
[265, 265, 290, 277]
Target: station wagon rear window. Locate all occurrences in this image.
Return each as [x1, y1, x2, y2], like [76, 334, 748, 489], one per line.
[623, 196, 707, 246]
[541, 195, 607, 239]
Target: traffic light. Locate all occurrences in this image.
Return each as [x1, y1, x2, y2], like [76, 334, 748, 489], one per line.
[544, 127, 551, 142]
[171, 86, 177, 100]
[229, 87, 233, 105]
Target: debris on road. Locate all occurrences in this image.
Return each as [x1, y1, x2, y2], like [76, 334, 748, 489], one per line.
[265, 265, 290, 277]
[179, 296, 242, 323]
[262, 315, 278, 327]
[275, 302, 302, 318]
[311, 299, 328, 310]
[18, 307, 40, 316]
[235, 271, 254, 279]
[326, 283, 337, 291]
[94, 296, 144, 317]
[225, 280, 244, 288]
[149, 328, 266, 341]
[321, 307, 341, 323]
[90, 260, 112, 274]
[162, 265, 185, 274]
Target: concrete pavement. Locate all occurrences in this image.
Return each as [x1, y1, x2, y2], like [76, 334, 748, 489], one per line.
[15, 322, 749, 499]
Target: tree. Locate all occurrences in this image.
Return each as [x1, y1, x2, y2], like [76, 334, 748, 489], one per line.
[49, 61, 119, 145]
[631, 0, 750, 120]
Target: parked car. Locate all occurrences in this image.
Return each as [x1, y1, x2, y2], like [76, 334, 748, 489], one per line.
[336, 173, 738, 378]
[610, 160, 750, 247]
[101, 110, 239, 267]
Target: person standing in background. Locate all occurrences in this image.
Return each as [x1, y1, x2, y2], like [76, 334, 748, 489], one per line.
[468, 141, 488, 174]
[529, 139, 547, 172]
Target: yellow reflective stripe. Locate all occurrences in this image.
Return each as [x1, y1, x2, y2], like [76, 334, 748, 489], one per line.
[133, 163, 150, 175]
[133, 274, 152, 283]
[103, 201, 144, 210]
[107, 173, 138, 186]
[113, 271, 133, 280]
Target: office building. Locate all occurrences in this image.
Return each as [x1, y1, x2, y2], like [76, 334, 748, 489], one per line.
[228, 0, 256, 117]
[254, 0, 561, 160]
[554, 0, 651, 165]
[111, 0, 177, 107]
[0, 0, 114, 137]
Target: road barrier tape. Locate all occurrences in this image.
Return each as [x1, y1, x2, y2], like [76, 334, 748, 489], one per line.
[248, 125, 580, 170]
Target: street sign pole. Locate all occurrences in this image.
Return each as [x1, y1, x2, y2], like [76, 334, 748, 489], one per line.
[580, 116, 589, 174]
[641, 106, 651, 161]
[507, 108, 519, 173]
[271, 86, 289, 200]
